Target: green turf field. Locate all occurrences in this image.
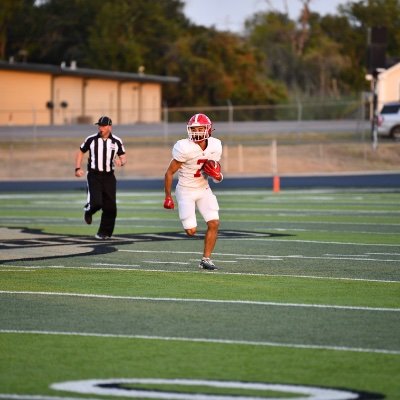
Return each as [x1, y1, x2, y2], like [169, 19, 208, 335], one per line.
[0, 188, 399, 400]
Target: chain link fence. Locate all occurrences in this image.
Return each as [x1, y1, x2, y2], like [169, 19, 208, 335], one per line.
[1, 96, 398, 181]
[164, 98, 368, 124]
[1, 97, 369, 126]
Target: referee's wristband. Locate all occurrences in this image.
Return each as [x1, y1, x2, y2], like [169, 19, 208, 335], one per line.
[75, 167, 81, 172]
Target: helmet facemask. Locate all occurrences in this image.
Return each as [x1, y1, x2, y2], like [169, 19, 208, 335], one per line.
[187, 125, 211, 142]
[186, 113, 213, 142]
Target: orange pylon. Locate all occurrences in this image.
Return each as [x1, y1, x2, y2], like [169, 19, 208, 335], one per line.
[273, 176, 280, 193]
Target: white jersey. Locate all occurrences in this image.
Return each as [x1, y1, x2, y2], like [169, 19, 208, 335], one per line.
[172, 137, 222, 189]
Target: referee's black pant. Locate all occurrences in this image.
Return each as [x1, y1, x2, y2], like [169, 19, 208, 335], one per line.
[85, 171, 117, 237]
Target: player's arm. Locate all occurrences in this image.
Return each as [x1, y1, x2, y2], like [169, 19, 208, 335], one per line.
[114, 153, 127, 167]
[163, 159, 182, 209]
[74, 149, 85, 177]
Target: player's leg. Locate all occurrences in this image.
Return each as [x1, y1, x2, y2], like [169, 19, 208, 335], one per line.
[203, 219, 220, 258]
[84, 172, 103, 224]
[197, 189, 220, 270]
[97, 174, 117, 238]
[175, 185, 197, 236]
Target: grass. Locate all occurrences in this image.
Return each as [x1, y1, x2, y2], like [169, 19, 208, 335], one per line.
[0, 188, 399, 399]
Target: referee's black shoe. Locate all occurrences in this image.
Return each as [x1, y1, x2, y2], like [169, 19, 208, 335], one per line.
[95, 234, 111, 240]
[84, 211, 92, 225]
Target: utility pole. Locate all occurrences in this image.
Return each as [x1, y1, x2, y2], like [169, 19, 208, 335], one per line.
[366, 26, 387, 150]
[370, 69, 379, 150]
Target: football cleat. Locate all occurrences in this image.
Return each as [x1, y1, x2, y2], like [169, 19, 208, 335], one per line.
[199, 258, 219, 271]
[95, 234, 111, 240]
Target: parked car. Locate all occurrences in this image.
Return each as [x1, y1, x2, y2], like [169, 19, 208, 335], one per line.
[377, 101, 400, 139]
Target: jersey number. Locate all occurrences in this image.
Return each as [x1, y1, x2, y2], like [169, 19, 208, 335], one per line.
[194, 159, 207, 177]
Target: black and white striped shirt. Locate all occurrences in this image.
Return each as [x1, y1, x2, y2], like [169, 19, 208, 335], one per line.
[80, 133, 125, 173]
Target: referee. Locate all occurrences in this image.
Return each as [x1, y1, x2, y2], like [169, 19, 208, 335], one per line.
[75, 116, 127, 240]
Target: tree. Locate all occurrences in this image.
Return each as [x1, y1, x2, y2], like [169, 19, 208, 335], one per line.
[245, 4, 356, 97]
[338, 0, 400, 66]
[302, 35, 350, 96]
[163, 28, 287, 107]
[245, 12, 298, 89]
[0, 0, 31, 60]
[87, 1, 143, 71]
[4, 0, 399, 106]
[87, 0, 190, 73]
[5, 0, 104, 65]
[318, 13, 363, 90]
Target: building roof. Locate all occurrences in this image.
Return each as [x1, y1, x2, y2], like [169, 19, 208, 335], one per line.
[0, 60, 180, 84]
[379, 61, 400, 79]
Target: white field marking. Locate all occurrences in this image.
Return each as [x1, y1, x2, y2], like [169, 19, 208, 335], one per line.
[297, 220, 400, 226]
[4, 214, 400, 228]
[217, 187, 400, 195]
[2, 264, 399, 283]
[234, 257, 279, 261]
[120, 249, 202, 255]
[0, 265, 65, 269]
[119, 248, 400, 262]
[1, 329, 399, 355]
[188, 259, 238, 264]
[92, 263, 141, 267]
[227, 272, 399, 283]
[233, 255, 284, 259]
[367, 252, 400, 255]
[215, 218, 400, 227]
[1, 290, 398, 312]
[0, 270, 35, 272]
[141, 234, 187, 240]
[324, 253, 400, 258]
[1, 265, 190, 272]
[268, 228, 307, 232]
[222, 207, 400, 216]
[0, 268, 34, 272]
[0, 394, 100, 400]
[51, 378, 362, 400]
[41, 225, 400, 236]
[0, 192, 162, 200]
[324, 254, 369, 257]
[0, 187, 395, 199]
[277, 255, 400, 262]
[145, 261, 190, 265]
[224, 208, 400, 214]
[214, 238, 400, 247]
[272, 229, 400, 236]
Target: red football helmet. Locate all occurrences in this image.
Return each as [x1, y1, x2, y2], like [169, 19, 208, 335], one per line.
[186, 113, 213, 142]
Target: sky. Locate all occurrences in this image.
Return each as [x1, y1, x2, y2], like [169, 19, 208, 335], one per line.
[183, 0, 350, 33]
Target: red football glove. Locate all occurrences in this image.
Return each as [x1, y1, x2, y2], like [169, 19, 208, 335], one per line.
[202, 160, 222, 181]
[163, 196, 174, 209]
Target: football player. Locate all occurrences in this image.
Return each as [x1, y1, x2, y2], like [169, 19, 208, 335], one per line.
[164, 113, 223, 271]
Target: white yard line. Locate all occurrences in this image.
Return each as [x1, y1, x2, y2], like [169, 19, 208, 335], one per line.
[119, 248, 400, 262]
[2, 264, 399, 283]
[0, 290, 398, 312]
[0, 394, 98, 400]
[216, 238, 400, 247]
[1, 329, 398, 355]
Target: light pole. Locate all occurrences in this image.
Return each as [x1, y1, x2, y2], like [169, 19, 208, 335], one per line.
[371, 69, 379, 150]
[366, 68, 385, 151]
